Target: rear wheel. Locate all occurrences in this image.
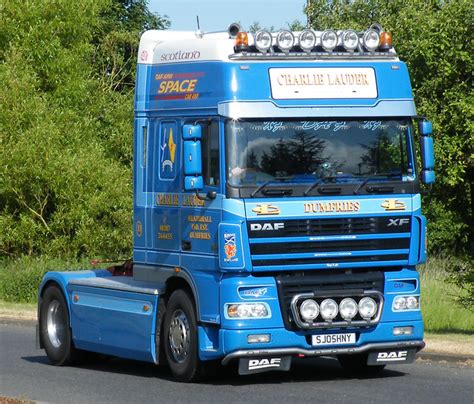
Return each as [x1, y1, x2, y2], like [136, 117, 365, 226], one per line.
[338, 353, 385, 375]
[163, 290, 206, 382]
[40, 285, 76, 365]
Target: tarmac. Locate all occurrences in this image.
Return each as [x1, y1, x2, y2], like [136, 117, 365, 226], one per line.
[2, 313, 472, 367]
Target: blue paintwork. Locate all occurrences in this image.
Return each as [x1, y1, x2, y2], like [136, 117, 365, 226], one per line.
[38, 50, 434, 368]
[68, 285, 158, 363]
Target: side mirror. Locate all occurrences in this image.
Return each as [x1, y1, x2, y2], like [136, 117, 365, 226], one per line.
[418, 120, 435, 185]
[418, 121, 432, 136]
[183, 125, 203, 191]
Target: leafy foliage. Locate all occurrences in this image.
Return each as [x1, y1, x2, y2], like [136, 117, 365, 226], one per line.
[0, 0, 169, 259]
[306, 0, 473, 257]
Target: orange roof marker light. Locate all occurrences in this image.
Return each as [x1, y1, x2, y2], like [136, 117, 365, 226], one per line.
[235, 31, 249, 51]
[379, 31, 393, 51]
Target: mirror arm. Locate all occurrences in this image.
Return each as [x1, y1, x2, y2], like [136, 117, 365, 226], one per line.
[194, 189, 217, 201]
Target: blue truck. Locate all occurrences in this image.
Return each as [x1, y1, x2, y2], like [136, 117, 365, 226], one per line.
[37, 24, 436, 382]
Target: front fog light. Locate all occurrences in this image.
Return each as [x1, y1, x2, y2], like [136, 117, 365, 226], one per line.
[276, 30, 295, 52]
[247, 334, 271, 344]
[320, 298, 338, 320]
[299, 29, 317, 52]
[300, 299, 319, 321]
[321, 30, 338, 51]
[359, 297, 377, 319]
[226, 303, 270, 319]
[254, 30, 272, 52]
[393, 326, 414, 336]
[342, 30, 359, 51]
[363, 29, 380, 51]
[339, 298, 358, 320]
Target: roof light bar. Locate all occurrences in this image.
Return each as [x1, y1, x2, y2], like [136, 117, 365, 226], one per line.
[231, 24, 395, 58]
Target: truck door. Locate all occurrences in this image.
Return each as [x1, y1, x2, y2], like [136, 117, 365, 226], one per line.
[180, 119, 222, 323]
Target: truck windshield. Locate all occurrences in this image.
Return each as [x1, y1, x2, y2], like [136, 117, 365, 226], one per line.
[225, 119, 414, 188]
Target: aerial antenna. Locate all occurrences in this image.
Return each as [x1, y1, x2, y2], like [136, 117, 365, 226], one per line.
[195, 15, 203, 38]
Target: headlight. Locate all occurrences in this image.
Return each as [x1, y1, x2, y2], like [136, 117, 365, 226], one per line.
[339, 298, 358, 320]
[299, 29, 317, 52]
[276, 30, 295, 52]
[342, 30, 359, 51]
[300, 299, 319, 321]
[406, 296, 419, 309]
[358, 297, 377, 319]
[254, 30, 272, 52]
[393, 296, 407, 310]
[321, 30, 338, 51]
[393, 295, 420, 311]
[320, 298, 338, 320]
[226, 303, 270, 319]
[363, 29, 380, 51]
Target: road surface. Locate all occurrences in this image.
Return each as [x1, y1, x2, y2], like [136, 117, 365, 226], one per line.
[1, 321, 473, 403]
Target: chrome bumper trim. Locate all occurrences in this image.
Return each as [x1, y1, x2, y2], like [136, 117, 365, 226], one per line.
[222, 340, 425, 365]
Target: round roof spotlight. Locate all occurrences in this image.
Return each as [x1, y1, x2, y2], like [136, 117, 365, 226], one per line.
[320, 298, 338, 321]
[321, 29, 338, 52]
[254, 30, 273, 52]
[363, 29, 380, 52]
[339, 298, 358, 320]
[359, 297, 378, 320]
[276, 30, 295, 52]
[299, 29, 317, 52]
[300, 299, 319, 322]
[342, 30, 359, 51]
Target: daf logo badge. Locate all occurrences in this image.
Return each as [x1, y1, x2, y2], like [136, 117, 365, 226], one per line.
[250, 223, 284, 231]
[252, 204, 281, 215]
[381, 199, 406, 211]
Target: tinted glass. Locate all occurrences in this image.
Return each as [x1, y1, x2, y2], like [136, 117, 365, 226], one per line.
[225, 119, 413, 186]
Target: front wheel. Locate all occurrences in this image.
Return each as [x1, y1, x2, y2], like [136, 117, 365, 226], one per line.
[39, 285, 76, 365]
[163, 290, 204, 382]
[338, 353, 385, 375]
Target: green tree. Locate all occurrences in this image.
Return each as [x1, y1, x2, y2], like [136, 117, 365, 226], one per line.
[306, 0, 473, 257]
[0, 0, 169, 259]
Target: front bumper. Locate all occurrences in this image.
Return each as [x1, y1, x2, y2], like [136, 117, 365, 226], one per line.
[222, 339, 425, 365]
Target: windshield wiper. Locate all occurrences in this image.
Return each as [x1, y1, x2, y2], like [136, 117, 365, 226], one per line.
[250, 176, 294, 198]
[353, 173, 401, 195]
[303, 175, 337, 196]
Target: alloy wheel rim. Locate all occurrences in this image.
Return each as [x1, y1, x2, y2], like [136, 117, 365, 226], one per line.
[168, 309, 190, 363]
[46, 300, 65, 349]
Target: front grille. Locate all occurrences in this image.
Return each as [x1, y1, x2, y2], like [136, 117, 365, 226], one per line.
[276, 271, 384, 330]
[248, 216, 411, 268]
[248, 216, 411, 239]
[251, 238, 409, 255]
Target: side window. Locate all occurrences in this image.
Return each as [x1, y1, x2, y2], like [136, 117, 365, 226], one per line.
[201, 121, 220, 187]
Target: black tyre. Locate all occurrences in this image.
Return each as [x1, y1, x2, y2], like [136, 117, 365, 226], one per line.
[39, 285, 76, 365]
[163, 290, 204, 382]
[338, 353, 385, 375]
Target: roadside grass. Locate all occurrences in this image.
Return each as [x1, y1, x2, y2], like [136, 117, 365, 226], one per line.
[419, 257, 474, 334]
[0, 255, 472, 335]
[0, 256, 93, 303]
